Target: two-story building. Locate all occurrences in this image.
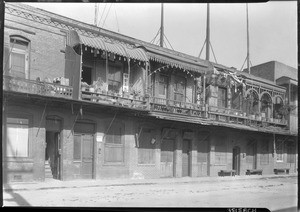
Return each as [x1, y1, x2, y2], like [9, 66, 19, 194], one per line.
[2, 3, 297, 182]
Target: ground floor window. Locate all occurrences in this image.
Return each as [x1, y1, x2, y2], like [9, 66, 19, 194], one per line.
[197, 140, 208, 163]
[214, 137, 227, 165]
[6, 116, 29, 157]
[138, 128, 155, 164]
[286, 141, 296, 163]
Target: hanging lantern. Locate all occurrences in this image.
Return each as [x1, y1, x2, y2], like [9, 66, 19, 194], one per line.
[85, 46, 87, 51]
[91, 48, 94, 53]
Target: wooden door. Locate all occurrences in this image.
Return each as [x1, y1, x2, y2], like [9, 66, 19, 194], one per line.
[81, 134, 94, 179]
[232, 146, 240, 175]
[73, 134, 94, 179]
[247, 141, 257, 169]
[182, 140, 190, 177]
[160, 139, 174, 178]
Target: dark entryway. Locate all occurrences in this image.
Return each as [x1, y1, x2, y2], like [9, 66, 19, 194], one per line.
[160, 139, 174, 178]
[45, 131, 61, 180]
[232, 146, 240, 175]
[182, 140, 190, 177]
[45, 117, 62, 180]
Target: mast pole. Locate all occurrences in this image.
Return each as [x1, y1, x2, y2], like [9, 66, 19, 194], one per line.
[246, 3, 250, 74]
[160, 3, 164, 47]
[94, 3, 98, 26]
[205, 3, 210, 61]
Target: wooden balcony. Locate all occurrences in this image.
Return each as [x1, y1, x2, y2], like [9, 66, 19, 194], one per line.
[81, 90, 148, 110]
[3, 75, 73, 99]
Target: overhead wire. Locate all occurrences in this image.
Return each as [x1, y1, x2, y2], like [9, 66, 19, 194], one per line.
[114, 4, 120, 33]
[102, 3, 113, 28]
[98, 3, 107, 27]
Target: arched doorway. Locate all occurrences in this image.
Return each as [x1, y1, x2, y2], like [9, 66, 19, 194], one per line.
[261, 93, 272, 120]
[244, 89, 259, 116]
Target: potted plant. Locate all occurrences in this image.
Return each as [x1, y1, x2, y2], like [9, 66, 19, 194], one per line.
[81, 82, 89, 91]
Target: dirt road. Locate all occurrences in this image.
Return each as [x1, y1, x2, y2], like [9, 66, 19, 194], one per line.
[3, 175, 297, 211]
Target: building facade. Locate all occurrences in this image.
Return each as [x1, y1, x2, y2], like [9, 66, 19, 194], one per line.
[2, 3, 298, 183]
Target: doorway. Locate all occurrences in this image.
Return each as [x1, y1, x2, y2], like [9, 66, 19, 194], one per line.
[160, 139, 174, 178]
[247, 141, 257, 169]
[232, 146, 241, 175]
[73, 134, 94, 179]
[182, 140, 190, 177]
[45, 131, 61, 180]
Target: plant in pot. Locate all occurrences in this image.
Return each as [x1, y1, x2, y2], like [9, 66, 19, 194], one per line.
[81, 82, 89, 91]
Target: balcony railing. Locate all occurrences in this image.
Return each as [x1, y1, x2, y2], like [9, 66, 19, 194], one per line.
[81, 90, 148, 110]
[3, 75, 73, 99]
[149, 97, 206, 118]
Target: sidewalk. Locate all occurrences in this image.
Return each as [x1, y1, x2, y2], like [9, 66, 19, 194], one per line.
[3, 173, 297, 192]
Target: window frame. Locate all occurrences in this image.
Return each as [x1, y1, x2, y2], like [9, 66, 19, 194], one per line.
[9, 36, 30, 79]
[5, 113, 32, 159]
[108, 61, 123, 94]
[174, 75, 186, 102]
[218, 87, 227, 108]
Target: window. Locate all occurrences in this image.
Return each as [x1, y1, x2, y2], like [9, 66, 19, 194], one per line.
[73, 134, 82, 160]
[108, 62, 122, 93]
[82, 66, 92, 85]
[158, 74, 168, 96]
[276, 140, 284, 162]
[10, 36, 29, 79]
[218, 87, 227, 108]
[260, 141, 269, 165]
[231, 87, 242, 110]
[138, 128, 155, 164]
[104, 121, 124, 163]
[174, 76, 186, 102]
[6, 117, 29, 157]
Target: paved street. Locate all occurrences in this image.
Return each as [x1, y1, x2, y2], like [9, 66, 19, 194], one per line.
[3, 175, 297, 211]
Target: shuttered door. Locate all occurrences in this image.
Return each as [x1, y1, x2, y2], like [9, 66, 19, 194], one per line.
[182, 140, 190, 177]
[160, 139, 174, 178]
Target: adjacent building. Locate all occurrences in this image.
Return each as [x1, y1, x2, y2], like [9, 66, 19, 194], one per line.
[2, 3, 298, 182]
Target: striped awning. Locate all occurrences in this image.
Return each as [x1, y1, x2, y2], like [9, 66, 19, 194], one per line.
[79, 34, 148, 62]
[147, 52, 206, 74]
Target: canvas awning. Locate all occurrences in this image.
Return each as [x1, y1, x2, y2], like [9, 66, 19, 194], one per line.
[79, 34, 149, 62]
[147, 52, 207, 74]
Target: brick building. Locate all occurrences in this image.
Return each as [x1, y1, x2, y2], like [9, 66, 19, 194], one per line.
[2, 3, 298, 182]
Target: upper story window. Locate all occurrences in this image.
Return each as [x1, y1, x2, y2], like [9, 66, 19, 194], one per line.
[108, 62, 122, 93]
[9, 36, 30, 79]
[218, 87, 227, 108]
[158, 74, 168, 97]
[174, 76, 186, 102]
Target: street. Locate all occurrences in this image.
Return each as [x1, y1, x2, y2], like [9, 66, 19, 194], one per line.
[3, 175, 297, 211]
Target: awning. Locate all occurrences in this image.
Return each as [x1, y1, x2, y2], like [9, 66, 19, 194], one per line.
[147, 52, 207, 74]
[79, 34, 148, 62]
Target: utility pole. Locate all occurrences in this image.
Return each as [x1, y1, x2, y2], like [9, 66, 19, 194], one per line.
[160, 3, 164, 47]
[206, 3, 210, 61]
[246, 3, 250, 74]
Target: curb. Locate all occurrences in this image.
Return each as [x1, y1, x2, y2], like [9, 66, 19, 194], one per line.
[3, 174, 297, 192]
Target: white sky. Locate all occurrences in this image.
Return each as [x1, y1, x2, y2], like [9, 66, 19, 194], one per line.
[25, 2, 297, 69]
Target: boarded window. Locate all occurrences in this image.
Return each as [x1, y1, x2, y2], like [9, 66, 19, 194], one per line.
[218, 87, 227, 108]
[104, 121, 124, 163]
[260, 141, 269, 165]
[138, 129, 155, 164]
[6, 117, 29, 157]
